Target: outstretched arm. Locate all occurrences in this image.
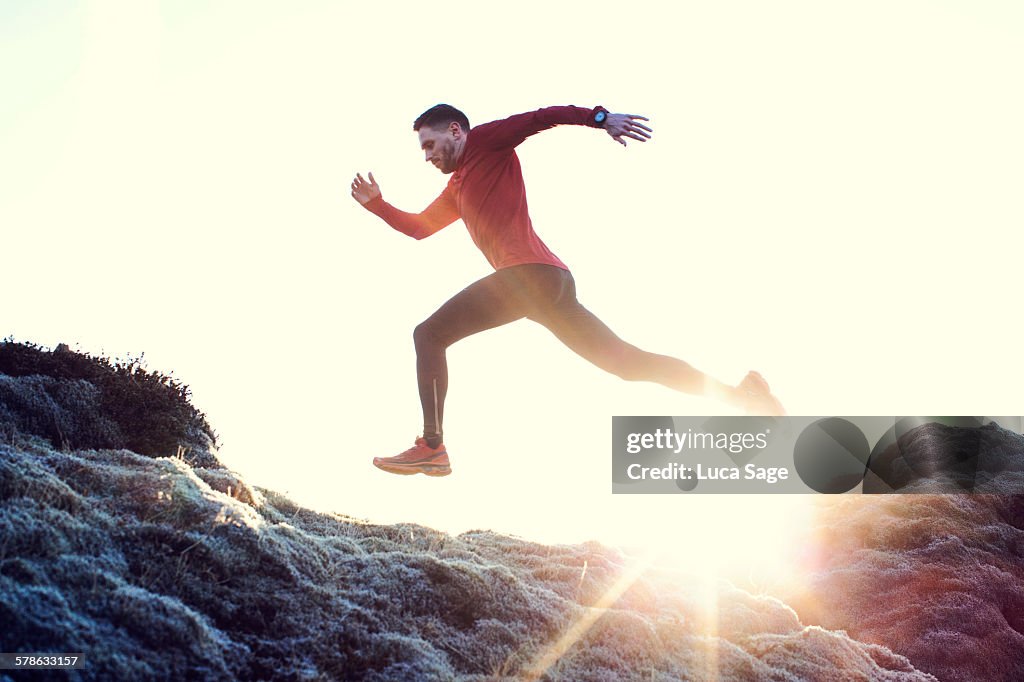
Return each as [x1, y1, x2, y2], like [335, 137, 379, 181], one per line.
[472, 105, 653, 150]
[351, 172, 458, 240]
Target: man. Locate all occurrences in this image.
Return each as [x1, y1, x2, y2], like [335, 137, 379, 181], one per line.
[351, 104, 784, 477]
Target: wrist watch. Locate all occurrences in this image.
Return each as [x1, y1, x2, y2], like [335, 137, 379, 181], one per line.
[591, 106, 609, 127]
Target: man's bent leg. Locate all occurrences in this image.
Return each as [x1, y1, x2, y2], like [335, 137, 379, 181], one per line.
[413, 269, 533, 445]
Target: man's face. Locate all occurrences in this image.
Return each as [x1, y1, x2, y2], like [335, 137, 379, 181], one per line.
[418, 123, 459, 174]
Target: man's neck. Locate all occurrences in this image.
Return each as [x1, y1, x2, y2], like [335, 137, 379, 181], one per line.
[453, 134, 467, 168]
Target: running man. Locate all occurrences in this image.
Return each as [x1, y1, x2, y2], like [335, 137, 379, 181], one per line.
[350, 104, 784, 476]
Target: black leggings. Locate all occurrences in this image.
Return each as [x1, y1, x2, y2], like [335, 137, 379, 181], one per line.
[413, 264, 706, 440]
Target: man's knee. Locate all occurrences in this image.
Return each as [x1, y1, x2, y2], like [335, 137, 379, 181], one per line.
[414, 320, 444, 352]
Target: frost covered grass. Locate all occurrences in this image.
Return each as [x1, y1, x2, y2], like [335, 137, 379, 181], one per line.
[788, 422, 1024, 682]
[4, 344, 1014, 680]
[0, 435, 935, 681]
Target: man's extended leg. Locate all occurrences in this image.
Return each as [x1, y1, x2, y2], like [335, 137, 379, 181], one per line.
[530, 268, 785, 414]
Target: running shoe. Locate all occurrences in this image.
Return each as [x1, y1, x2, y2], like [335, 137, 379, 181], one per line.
[738, 371, 787, 416]
[373, 437, 452, 477]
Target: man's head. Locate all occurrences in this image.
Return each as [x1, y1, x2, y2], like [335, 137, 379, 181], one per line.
[413, 104, 470, 174]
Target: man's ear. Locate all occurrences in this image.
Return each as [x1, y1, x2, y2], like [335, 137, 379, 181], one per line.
[449, 121, 463, 138]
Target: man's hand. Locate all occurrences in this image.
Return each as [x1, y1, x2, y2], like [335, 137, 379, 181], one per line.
[604, 113, 653, 147]
[350, 172, 381, 205]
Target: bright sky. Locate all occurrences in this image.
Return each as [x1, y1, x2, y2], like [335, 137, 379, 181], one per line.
[3, 1, 1022, 580]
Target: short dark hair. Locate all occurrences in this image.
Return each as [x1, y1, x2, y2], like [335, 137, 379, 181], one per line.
[413, 104, 470, 133]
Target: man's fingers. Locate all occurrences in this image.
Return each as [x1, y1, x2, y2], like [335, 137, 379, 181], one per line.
[609, 123, 650, 143]
[623, 115, 652, 135]
[368, 171, 376, 185]
[624, 117, 652, 135]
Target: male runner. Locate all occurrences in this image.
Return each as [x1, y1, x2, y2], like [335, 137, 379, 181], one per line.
[350, 104, 784, 477]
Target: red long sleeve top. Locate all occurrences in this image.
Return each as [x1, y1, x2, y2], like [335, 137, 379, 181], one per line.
[362, 105, 605, 271]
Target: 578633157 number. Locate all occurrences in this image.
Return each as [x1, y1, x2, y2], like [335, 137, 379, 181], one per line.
[0, 653, 84, 670]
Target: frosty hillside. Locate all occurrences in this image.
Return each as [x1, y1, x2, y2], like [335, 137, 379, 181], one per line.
[2, 340, 1021, 680]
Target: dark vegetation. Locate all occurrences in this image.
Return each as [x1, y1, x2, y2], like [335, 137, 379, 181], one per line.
[0, 339, 216, 466]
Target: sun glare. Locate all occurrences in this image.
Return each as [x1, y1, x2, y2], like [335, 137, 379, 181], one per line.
[601, 495, 815, 597]
[521, 550, 660, 680]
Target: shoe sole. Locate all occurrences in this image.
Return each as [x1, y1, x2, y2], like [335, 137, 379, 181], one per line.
[373, 460, 452, 477]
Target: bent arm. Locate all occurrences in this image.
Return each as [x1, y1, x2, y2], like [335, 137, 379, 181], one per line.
[472, 105, 606, 150]
[362, 187, 459, 240]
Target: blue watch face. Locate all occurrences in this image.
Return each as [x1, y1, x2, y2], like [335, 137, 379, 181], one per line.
[595, 111, 607, 123]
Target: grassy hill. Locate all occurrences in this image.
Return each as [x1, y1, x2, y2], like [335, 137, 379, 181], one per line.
[3, 340, 1019, 680]
[0, 436, 935, 681]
